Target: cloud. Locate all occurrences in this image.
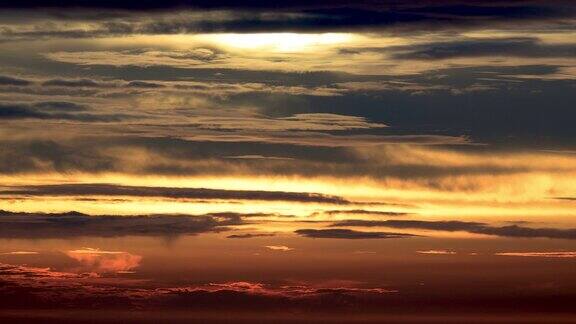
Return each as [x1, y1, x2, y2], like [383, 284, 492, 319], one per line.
[0, 262, 396, 313]
[0, 183, 350, 204]
[65, 248, 142, 273]
[388, 38, 576, 60]
[417, 250, 457, 255]
[226, 233, 276, 239]
[42, 78, 107, 87]
[0, 210, 242, 238]
[0, 1, 572, 36]
[330, 219, 576, 240]
[0, 75, 31, 86]
[313, 209, 410, 217]
[224, 155, 294, 161]
[0, 101, 132, 122]
[0, 251, 39, 255]
[126, 80, 165, 88]
[295, 228, 418, 239]
[172, 113, 387, 132]
[264, 245, 293, 251]
[495, 252, 576, 258]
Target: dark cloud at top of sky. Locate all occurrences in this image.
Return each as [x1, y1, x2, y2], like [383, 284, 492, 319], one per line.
[0, 1, 574, 34]
[0, 0, 565, 10]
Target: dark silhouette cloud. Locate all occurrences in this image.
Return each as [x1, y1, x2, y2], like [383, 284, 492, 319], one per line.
[332, 220, 484, 231]
[388, 38, 576, 60]
[0, 183, 351, 204]
[0, 1, 573, 36]
[0, 210, 242, 238]
[313, 210, 411, 217]
[0, 75, 31, 86]
[295, 228, 418, 239]
[226, 233, 276, 239]
[0, 102, 131, 122]
[331, 219, 576, 240]
[126, 80, 165, 88]
[42, 78, 105, 87]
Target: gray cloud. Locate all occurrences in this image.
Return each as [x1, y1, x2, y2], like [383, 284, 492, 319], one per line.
[295, 228, 418, 239]
[0, 183, 351, 204]
[42, 78, 107, 87]
[331, 219, 576, 240]
[0, 210, 242, 238]
[0, 75, 31, 86]
[226, 233, 276, 239]
[313, 210, 411, 217]
[388, 38, 576, 60]
[0, 101, 131, 122]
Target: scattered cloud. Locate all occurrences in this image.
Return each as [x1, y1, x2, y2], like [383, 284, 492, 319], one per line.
[264, 245, 294, 251]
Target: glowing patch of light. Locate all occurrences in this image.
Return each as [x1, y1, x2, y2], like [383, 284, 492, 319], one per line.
[202, 33, 354, 52]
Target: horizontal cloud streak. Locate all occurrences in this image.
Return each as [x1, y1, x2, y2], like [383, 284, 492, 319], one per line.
[295, 228, 418, 239]
[0, 210, 242, 238]
[331, 220, 576, 240]
[0, 183, 350, 204]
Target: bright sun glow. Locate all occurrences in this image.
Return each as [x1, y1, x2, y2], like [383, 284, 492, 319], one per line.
[200, 33, 354, 52]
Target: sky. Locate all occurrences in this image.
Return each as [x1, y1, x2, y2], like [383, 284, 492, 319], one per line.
[1, 1, 576, 323]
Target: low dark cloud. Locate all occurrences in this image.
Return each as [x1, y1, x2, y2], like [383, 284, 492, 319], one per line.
[0, 210, 242, 238]
[0, 75, 31, 86]
[295, 228, 417, 239]
[313, 210, 411, 217]
[0, 183, 350, 204]
[226, 233, 276, 239]
[388, 38, 576, 60]
[0, 101, 130, 122]
[126, 80, 165, 88]
[0, 1, 573, 36]
[333, 220, 484, 231]
[331, 219, 576, 240]
[42, 78, 105, 87]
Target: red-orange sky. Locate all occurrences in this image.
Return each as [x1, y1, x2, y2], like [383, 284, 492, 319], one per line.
[1, 1, 576, 323]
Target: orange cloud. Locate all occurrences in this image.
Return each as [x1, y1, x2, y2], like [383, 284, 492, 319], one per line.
[65, 248, 142, 274]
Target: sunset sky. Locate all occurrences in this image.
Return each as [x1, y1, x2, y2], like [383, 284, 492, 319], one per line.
[1, 1, 576, 323]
